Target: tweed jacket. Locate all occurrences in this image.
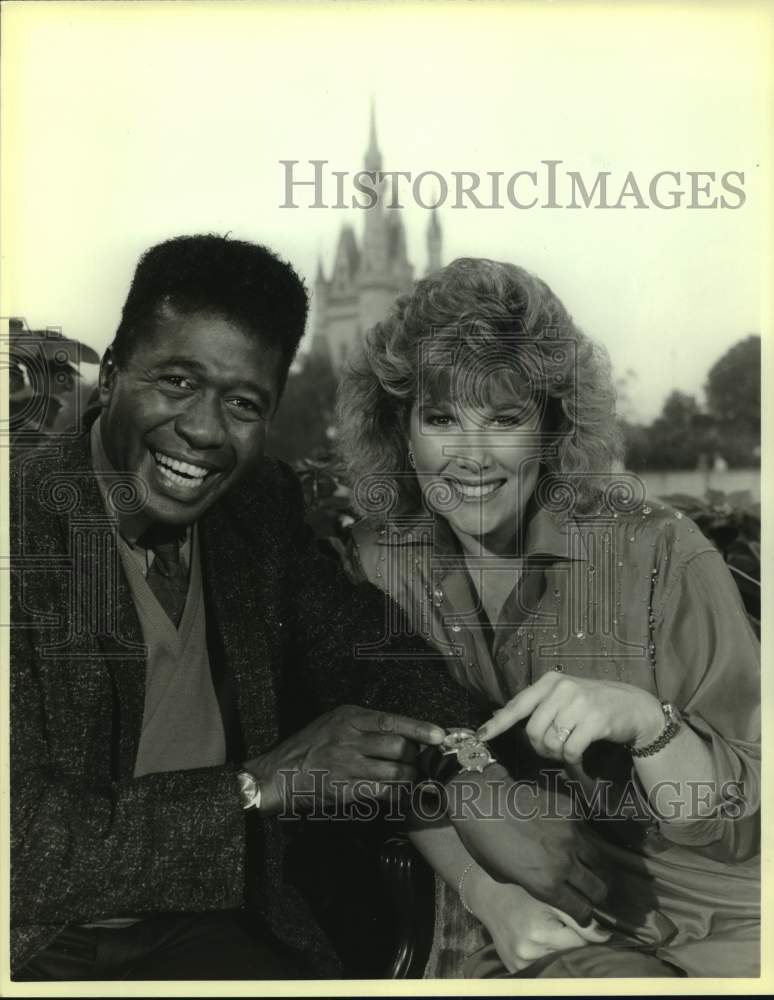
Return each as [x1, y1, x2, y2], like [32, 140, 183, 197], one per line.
[9, 433, 473, 974]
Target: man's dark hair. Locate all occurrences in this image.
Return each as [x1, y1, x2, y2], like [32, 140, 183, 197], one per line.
[112, 234, 309, 386]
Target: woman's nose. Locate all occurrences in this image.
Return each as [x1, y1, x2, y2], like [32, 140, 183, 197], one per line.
[445, 438, 495, 473]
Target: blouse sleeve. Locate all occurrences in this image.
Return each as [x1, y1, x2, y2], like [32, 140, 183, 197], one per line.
[650, 544, 760, 860]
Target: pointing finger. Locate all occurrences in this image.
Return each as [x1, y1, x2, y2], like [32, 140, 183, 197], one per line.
[478, 676, 558, 740]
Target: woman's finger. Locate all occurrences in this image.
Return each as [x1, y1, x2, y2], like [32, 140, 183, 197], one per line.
[478, 674, 560, 739]
[575, 837, 601, 871]
[568, 861, 608, 906]
[526, 694, 566, 757]
[547, 906, 612, 943]
[531, 920, 592, 951]
[561, 718, 598, 766]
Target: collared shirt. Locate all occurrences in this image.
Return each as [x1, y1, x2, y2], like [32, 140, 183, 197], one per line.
[88, 416, 225, 779]
[349, 496, 760, 858]
[350, 501, 594, 706]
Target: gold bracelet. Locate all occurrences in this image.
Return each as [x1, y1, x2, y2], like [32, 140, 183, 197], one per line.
[458, 861, 477, 915]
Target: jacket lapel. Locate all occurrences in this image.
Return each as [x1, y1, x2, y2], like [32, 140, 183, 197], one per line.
[37, 433, 147, 777]
[200, 474, 281, 761]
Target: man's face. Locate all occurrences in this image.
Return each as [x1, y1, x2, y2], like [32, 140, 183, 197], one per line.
[99, 310, 285, 527]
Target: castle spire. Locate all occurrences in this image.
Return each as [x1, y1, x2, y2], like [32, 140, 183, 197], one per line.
[426, 206, 442, 275]
[364, 99, 382, 173]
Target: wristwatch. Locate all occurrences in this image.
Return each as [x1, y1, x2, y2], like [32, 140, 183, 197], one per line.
[236, 770, 263, 811]
[628, 702, 682, 758]
[424, 727, 498, 784]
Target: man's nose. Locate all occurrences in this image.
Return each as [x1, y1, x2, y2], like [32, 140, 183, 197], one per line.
[174, 394, 227, 451]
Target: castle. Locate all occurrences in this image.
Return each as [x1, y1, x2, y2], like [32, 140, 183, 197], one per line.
[310, 108, 443, 371]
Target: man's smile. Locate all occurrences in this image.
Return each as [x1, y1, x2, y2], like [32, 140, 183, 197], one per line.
[151, 449, 221, 498]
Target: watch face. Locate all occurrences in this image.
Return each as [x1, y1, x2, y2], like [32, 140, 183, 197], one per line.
[457, 742, 493, 772]
[441, 728, 477, 752]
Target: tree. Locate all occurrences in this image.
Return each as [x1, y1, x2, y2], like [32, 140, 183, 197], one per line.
[624, 390, 715, 471]
[624, 337, 761, 471]
[705, 335, 760, 437]
[704, 336, 760, 467]
[267, 350, 339, 465]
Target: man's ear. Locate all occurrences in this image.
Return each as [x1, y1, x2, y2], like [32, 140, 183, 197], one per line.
[97, 347, 118, 407]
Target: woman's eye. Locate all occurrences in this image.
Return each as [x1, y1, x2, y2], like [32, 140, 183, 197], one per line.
[491, 414, 524, 427]
[424, 413, 455, 427]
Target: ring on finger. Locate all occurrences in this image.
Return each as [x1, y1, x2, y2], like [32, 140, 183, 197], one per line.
[552, 722, 573, 744]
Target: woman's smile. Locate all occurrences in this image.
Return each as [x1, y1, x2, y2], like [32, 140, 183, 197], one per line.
[444, 476, 507, 502]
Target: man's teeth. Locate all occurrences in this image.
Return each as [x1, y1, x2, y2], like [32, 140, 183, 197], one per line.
[454, 481, 502, 498]
[154, 452, 209, 481]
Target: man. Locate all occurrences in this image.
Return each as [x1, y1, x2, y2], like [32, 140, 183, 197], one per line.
[10, 235, 602, 981]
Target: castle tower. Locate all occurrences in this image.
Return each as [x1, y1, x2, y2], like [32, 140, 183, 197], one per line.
[321, 225, 361, 368]
[313, 104, 441, 373]
[357, 104, 413, 339]
[360, 101, 388, 279]
[309, 257, 330, 359]
[364, 99, 382, 173]
[426, 206, 443, 275]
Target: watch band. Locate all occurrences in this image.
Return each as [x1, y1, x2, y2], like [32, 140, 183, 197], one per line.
[628, 702, 682, 758]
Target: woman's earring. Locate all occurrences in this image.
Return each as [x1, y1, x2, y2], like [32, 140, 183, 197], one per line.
[408, 446, 416, 469]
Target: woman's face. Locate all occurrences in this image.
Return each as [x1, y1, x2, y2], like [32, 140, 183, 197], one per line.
[408, 388, 544, 555]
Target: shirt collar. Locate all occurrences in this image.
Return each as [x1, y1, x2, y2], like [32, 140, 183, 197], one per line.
[376, 493, 588, 563]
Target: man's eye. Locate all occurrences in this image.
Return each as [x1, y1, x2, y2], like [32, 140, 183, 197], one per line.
[226, 397, 264, 420]
[159, 375, 195, 391]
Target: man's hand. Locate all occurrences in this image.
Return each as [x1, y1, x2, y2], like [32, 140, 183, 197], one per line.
[244, 705, 445, 814]
[446, 766, 607, 925]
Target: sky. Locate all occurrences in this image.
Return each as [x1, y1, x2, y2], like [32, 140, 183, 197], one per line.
[2, 0, 770, 422]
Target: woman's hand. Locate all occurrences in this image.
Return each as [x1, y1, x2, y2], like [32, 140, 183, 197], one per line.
[466, 868, 611, 974]
[478, 672, 665, 764]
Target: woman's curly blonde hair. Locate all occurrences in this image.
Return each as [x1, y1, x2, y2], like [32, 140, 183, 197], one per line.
[336, 257, 622, 520]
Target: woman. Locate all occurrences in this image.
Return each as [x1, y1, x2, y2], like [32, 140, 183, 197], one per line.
[336, 258, 760, 978]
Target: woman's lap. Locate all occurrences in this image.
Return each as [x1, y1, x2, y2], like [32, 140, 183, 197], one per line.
[463, 924, 760, 979]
